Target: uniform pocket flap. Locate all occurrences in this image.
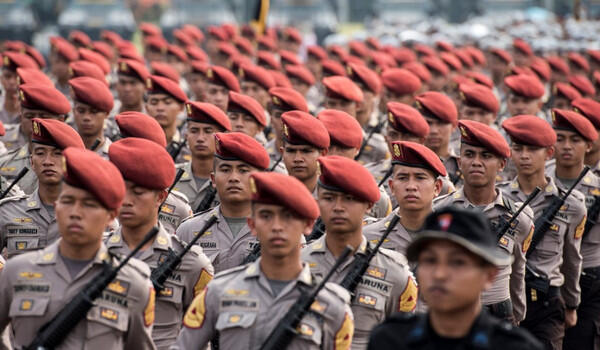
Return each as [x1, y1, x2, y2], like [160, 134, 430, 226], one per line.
[215, 311, 257, 331]
[9, 296, 49, 317]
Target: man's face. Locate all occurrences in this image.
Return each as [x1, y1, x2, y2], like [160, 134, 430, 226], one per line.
[458, 144, 505, 187]
[241, 81, 269, 108]
[428, 72, 448, 91]
[116, 75, 145, 108]
[146, 93, 183, 129]
[144, 47, 165, 63]
[380, 88, 414, 112]
[0, 68, 17, 94]
[56, 183, 115, 247]
[49, 52, 70, 80]
[327, 145, 358, 159]
[119, 181, 163, 229]
[166, 55, 187, 75]
[510, 143, 553, 176]
[268, 106, 284, 140]
[186, 121, 218, 158]
[31, 143, 63, 185]
[356, 90, 375, 127]
[390, 165, 441, 211]
[282, 143, 322, 182]
[248, 203, 310, 259]
[187, 73, 207, 101]
[204, 82, 229, 112]
[228, 111, 263, 137]
[424, 116, 453, 152]
[488, 55, 508, 77]
[417, 240, 496, 312]
[384, 125, 423, 153]
[21, 108, 62, 139]
[212, 159, 257, 204]
[554, 130, 590, 169]
[552, 96, 571, 111]
[513, 52, 531, 67]
[289, 77, 310, 97]
[324, 96, 357, 117]
[73, 102, 107, 138]
[306, 57, 322, 81]
[318, 188, 370, 235]
[507, 93, 541, 117]
[459, 105, 495, 125]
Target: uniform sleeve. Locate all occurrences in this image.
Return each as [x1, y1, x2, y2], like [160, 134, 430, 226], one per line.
[560, 201, 585, 308]
[388, 263, 418, 315]
[175, 220, 193, 244]
[125, 279, 157, 350]
[183, 247, 214, 310]
[0, 258, 12, 335]
[172, 286, 219, 349]
[510, 215, 533, 323]
[331, 305, 354, 350]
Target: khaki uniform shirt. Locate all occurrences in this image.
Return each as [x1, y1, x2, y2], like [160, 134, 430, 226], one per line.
[498, 176, 586, 308]
[441, 151, 462, 186]
[0, 145, 38, 194]
[106, 226, 214, 350]
[166, 129, 191, 165]
[94, 138, 111, 160]
[174, 260, 354, 350]
[176, 205, 257, 273]
[546, 163, 600, 269]
[0, 174, 24, 198]
[264, 138, 287, 174]
[0, 190, 59, 259]
[355, 131, 389, 166]
[159, 191, 193, 235]
[0, 124, 26, 153]
[301, 235, 418, 350]
[433, 188, 534, 322]
[0, 94, 20, 125]
[173, 161, 217, 211]
[363, 211, 413, 255]
[0, 240, 156, 349]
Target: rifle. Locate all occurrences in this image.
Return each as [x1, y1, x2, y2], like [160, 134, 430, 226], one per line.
[354, 121, 384, 161]
[527, 166, 590, 258]
[159, 168, 185, 210]
[305, 217, 326, 243]
[195, 186, 217, 214]
[584, 194, 600, 238]
[378, 166, 394, 188]
[151, 216, 217, 293]
[89, 138, 101, 151]
[259, 246, 353, 350]
[168, 139, 187, 162]
[25, 227, 159, 350]
[339, 214, 400, 298]
[0, 168, 28, 200]
[269, 155, 282, 172]
[495, 187, 541, 242]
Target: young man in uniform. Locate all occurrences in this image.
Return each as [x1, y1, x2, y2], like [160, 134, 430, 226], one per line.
[0, 118, 84, 258]
[379, 68, 421, 116]
[434, 120, 535, 323]
[172, 101, 231, 211]
[504, 74, 545, 119]
[176, 132, 270, 273]
[238, 63, 275, 109]
[48, 37, 79, 98]
[174, 172, 354, 350]
[202, 66, 240, 112]
[113, 59, 150, 116]
[346, 63, 382, 135]
[107, 137, 213, 349]
[0, 147, 156, 349]
[369, 207, 543, 350]
[302, 155, 418, 349]
[572, 98, 600, 175]
[226, 91, 267, 141]
[0, 52, 38, 127]
[499, 115, 587, 349]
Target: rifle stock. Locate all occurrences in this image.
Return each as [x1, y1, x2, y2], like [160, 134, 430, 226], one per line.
[495, 187, 541, 242]
[0, 167, 28, 200]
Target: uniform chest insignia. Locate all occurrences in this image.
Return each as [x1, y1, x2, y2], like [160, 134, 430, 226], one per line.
[560, 204, 569, 212]
[0, 166, 15, 172]
[225, 289, 249, 296]
[310, 300, 327, 313]
[159, 287, 174, 298]
[16, 241, 28, 250]
[107, 280, 130, 296]
[550, 224, 559, 232]
[27, 201, 37, 208]
[591, 188, 600, 196]
[100, 307, 119, 322]
[156, 236, 168, 246]
[144, 288, 156, 327]
[160, 204, 175, 214]
[312, 242, 323, 250]
[19, 271, 43, 279]
[297, 323, 315, 336]
[42, 253, 54, 261]
[366, 266, 387, 280]
[308, 262, 317, 268]
[498, 236, 509, 248]
[357, 294, 377, 306]
[19, 299, 33, 311]
[228, 314, 241, 323]
[109, 235, 121, 243]
[13, 217, 32, 223]
[584, 176, 591, 184]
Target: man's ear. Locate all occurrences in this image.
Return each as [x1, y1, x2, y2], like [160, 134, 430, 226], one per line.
[320, 148, 328, 156]
[247, 217, 257, 237]
[546, 146, 555, 160]
[209, 172, 216, 186]
[434, 178, 443, 197]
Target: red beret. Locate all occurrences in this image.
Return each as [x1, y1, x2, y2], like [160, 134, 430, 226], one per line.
[529, 57, 551, 82]
[69, 77, 113, 113]
[150, 61, 180, 83]
[63, 148, 125, 210]
[227, 91, 266, 126]
[504, 74, 545, 99]
[19, 84, 70, 115]
[50, 36, 79, 62]
[490, 48, 512, 64]
[553, 82, 581, 101]
[317, 156, 380, 203]
[552, 108, 598, 141]
[216, 42, 238, 58]
[386, 102, 429, 137]
[435, 41, 454, 52]
[415, 91, 458, 126]
[349, 41, 369, 58]
[440, 52, 463, 71]
[3, 40, 26, 52]
[239, 63, 275, 90]
[402, 61, 431, 83]
[146, 75, 187, 103]
[381, 68, 421, 95]
[320, 59, 346, 77]
[414, 44, 436, 57]
[257, 36, 277, 51]
[317, 109, 363, 149]
[391, 47, 416, 65]
[2, 52, 38, 71]
[117, 59, 149, 82]
[16, 68, 53, 87]
[173, 29, 195, 47]
[507, 66, 536, 77]
[513, 38, 533, 56]
[269, 70, 292, 88]
[167, 44, 188, 62]
[118, 46, 145, 64]
[69, 30, 91, 47]
[572, 98, 600, 129]
[465, 46, 486, 66]
[78, 48, 110, 75]
[250, 172, 319, 220]
[69, 60, 107, 85]
[365, 37, 381, 51]
[328, 45, 348, 61]
[115, 112, 167, 147]
[140, 22, 162, 37]
[144, 35, 168, 53]
[220, 24, 236, 40]
[459, 83, 499, 114]
[31, 118, 84, 150]
[0, 121, 4, 137]
[454, 49, 474, 69]
[214, 132, 270, 169]
[322, 76, 363, 103]
[101, 30, 122, 46]
[109, 138, 175, 190]
[186, 46, 208, 62]
[234, 36, 254, 56]
[285, 64, 315, 86]
[502, 115, 556, 147]
[307, 45, 328, 60]
[342, 56, 365, 68]
[182, 24, 204, 43]
[282, 27, 302, 44]
[569, 74, 596, 97]
[281, 110, 329, 149]
[422, 56, 449, 76]
[207, 26, 228, 41]
[91, 41, 114, 61]
[594, 71, 600, 88]
[568, 52, 590, 72]
[547, 56, 570, 75]
[279, 50, 302, 66]
[257, 50, 281, 70]
[190, 60, 210, 75]
[588, 50, 600, 64]
[391, 141, 446, 177]
[185, 100, 232, 131]
[458, 120, 509, 158]
[465, 71, 494, 89]
[206, 66, 240, 92]
[269, 87, 308, 112]
[346, 62, 381, 94]
[24, 45, 46, 69]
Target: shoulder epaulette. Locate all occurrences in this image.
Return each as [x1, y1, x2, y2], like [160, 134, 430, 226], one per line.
[125, 256, 151, 278]
[180, 207, 217, 224]
[378, 247, 408, 266]
[324, 282, 351, 304]
[169, 190, 190, 204]
[502, 195, 516, 214]
[0, 193, 27, 206]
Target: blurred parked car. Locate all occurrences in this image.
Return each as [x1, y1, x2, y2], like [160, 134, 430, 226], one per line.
[58, 0, 136, 40]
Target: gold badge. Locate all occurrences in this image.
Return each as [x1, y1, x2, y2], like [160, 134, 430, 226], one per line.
[238, 67, 244, 77]
[551, 110, 556, 123]
[62, 155, 67, 174]
[346, 65, 352, 75]
[160, 204, 175, 214]
[19, 89, 25, 102]
[272, 96, 280, 105]
[206, 68, 213, 79]
[16, 242, 27, 250]
[308, 262, 317, 268]
[16, 76, 22, 85]
[3, 56, 9, 66]
[119, 61, 127, 72]
[459, 125, 468, 138]
[282, 123, 289, 138]
[160, 287, 173, 297]
[297, 323, 314, 336]
[591, 188, 600, 196]
[249, 177, 257, 194]
[358, 294, 377, 306]
[367, 266, 386, 279]
[225, 289, 249, 296]
[229, 314, 241, 323]
[310, 300, 326, 312]
[109, 235, 121, 243]
[42, 253, 54, 261]
[146, 78, 152, 89]
[388, 112, 394, 124]
[186, 103, 192, 116]
[393, 143, 401, 158]
[156, 235, 168, 246]
[68, 66, 73, 77]
[108, 280, 130, 296]
[415, 100, 422, 110]
[19, 271, 43, 279]
[459, 91, 466, 101]
[100, 307, 119, 321]
[573, 107, 580, 114]
[499, 236, 509, 247]
[32, 121, 40, 136]
[20, 299, 33, 311]
[13, 217, 32, 223]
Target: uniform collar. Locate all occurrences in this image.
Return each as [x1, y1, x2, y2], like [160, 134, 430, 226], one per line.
[36, 239, 111, 266]
[451, 187, 504, 210]
[107, 223, 171, 252]
[24, 189, 42, 212]
[244, 258, 314, 287]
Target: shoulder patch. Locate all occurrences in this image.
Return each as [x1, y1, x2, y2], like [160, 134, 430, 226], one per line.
[324, 282, 351, 304]
[575, 215, 586, 239]
[183, 287, 208, 329]
[398, 276, 418, 312]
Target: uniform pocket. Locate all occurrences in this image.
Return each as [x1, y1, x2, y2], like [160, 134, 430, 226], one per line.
[86, 304, 129, 338]
[7, 236, 39, 253]
[215, 311, 257, 331]
[9, 295, 49, 317]
[295, 314, 323, 346]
